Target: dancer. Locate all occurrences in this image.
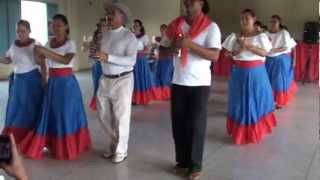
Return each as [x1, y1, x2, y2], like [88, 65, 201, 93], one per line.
[266, 15, 298, 108]
[132, 19, 158, 105]
[154, 24, 174, 100]
[159, 0, 221, 179]
[93, 2, 137, 163]
[222, 9, 277, 145]
[87, 18, 109, 111]
[20, 14, 91, 160]
[0, 20, 45, 145]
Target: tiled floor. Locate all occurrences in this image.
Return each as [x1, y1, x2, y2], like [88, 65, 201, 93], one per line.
[0, 71, 318, 180]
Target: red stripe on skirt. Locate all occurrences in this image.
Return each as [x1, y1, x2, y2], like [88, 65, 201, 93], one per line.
[18, 128, 91, 160]
[227, 112, 277, 145]
[273, 81, 298, 106]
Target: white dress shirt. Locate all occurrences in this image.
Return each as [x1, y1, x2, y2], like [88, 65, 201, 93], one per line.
[100, 26, 138, 75]
[222, 33, 272, 61]
[6, 41, 40, 74]
[160, 22, 221, 86]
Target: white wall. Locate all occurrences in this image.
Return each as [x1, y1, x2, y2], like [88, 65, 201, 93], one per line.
[209, 0, 319, 39]
[58, 0, 181, 71]
[1, 0, 317, 79]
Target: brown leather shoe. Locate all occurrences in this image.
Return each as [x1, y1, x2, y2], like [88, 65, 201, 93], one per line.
[188, 171, 202, 180]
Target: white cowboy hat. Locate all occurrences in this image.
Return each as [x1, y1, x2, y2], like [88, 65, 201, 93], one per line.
[104, 2, 132, 26]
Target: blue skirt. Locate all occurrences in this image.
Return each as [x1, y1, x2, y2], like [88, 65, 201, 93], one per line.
[227, 62, 277, 144]
[266, 54, 297, 106]
[154, 56, 174, 100]
[20, 70, 91, 160]
[89, 59, 102, 111]
[133, 54, 157, 105]
[3, 69, 44, 144]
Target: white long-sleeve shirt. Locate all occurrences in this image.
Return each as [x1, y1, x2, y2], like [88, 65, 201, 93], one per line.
[100, 26, 138, 75]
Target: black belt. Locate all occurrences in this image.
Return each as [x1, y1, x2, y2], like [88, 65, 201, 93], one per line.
[104, 70, 133, 79]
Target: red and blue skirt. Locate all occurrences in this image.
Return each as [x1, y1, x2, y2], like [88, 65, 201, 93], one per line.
[132, 53, 158, 105]
[2, 69, 44, 144]
[153, 56, 174, 100]
[227, 61, 277, 145]
[266, 53, 298, 106]
[89, 59, 102, 111]
[19, 68, 91, 160]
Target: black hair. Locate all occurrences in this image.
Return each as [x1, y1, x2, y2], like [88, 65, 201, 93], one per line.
[53, 14, 70, 35]
[254, 21, 263, 28]
[160, 24, 168, 29]
[262, 25, 268, 31]
[201, 0, 210, 14]
[93, 18, 106, 41]
[241, 9, 256, 18]
[134, 19, 145, 38]
[17, 20, 31, 31]
[271, 14, 288, 30]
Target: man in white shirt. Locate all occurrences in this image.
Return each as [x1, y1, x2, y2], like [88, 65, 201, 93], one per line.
[91, 2, 137, 164]
[159, 0, 221, 179]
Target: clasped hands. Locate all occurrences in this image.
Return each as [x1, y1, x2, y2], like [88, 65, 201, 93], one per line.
[172, 34, 193, 55]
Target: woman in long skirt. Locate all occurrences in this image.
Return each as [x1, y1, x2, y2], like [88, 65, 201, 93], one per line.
[223, 9, 277, 145]
[0, 20, 45, 145]
[20, 14, 91, 160]
[266, 15, 298, 108]
[87, 18, 109, 111]
[154, 24, 174, 100]
[132, 19, 158, 105]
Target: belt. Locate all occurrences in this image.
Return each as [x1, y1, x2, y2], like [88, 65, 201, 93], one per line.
[104, 70, 133, 79]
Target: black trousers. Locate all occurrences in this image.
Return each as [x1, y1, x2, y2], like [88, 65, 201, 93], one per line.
[171, 84, 210, 172]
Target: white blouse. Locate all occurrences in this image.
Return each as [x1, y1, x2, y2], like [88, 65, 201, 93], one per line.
[137, 34, 149, 51]
[222, 33, 272, 61]
[6, 41, 40, 74]
[46, 39, 76, 68]
[266, 29, 297, 57]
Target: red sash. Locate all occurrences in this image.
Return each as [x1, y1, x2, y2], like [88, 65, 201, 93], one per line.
[166, 13, 212, 66]
[49, 68, 73, 76]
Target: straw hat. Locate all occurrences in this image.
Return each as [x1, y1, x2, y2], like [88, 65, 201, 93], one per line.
[104, 1, 132, 26]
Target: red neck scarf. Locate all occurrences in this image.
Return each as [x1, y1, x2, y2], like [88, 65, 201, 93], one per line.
[166, 12, 212, 66]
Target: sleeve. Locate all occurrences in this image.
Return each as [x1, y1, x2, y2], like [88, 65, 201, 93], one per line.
[5, 44, 14, 58]
[160, 35, 172, 48]
[205, 23, 222, 49]
[222, 33, 236, 52]
[258, 33, 272, 52]
[289, 38, 297, 49]
[45, 41, 50, 48]
[280, 30, 293, 49]
[107, 34, 138, 67]
[65, 40, 77, 54]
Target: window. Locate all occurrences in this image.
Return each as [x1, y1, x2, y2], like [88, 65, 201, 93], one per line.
[21, 1, 48, 45]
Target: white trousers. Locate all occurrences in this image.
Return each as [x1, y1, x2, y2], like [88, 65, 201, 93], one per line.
[97, 73, 133, 155]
